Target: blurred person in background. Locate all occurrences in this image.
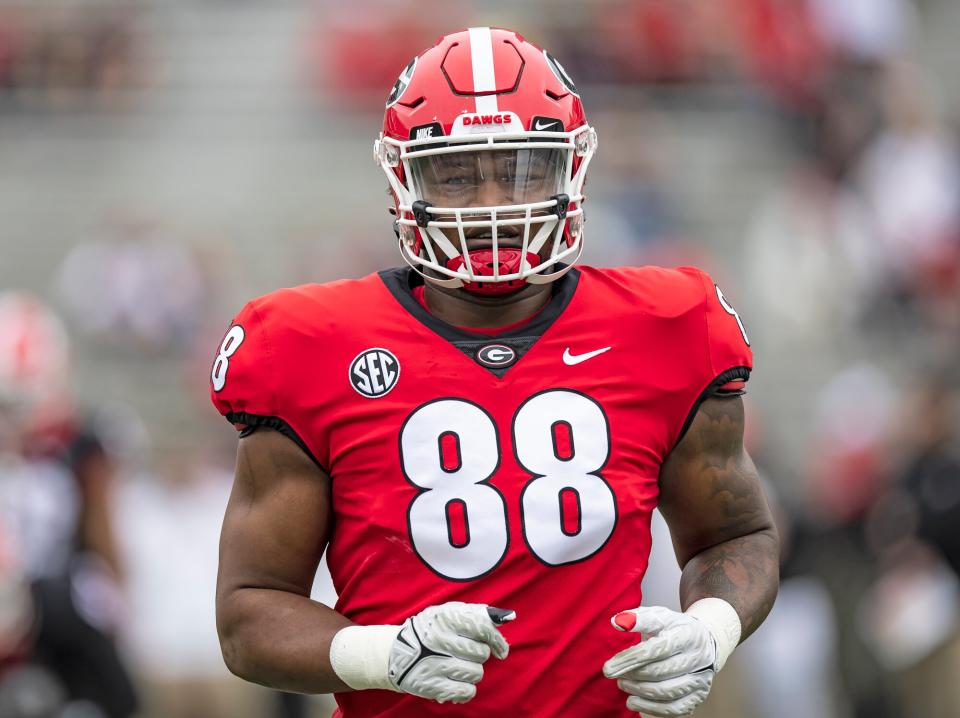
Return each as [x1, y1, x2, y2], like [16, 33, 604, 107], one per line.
[894, 373, 960, 581]
[115, 448, 242, 718]
[0, 514, 40, 715]
[55, 212, 206, 356]
[852, 63, 960, 334]
[0, 292, 137, 718]
[859, 370, 960, 717]
[116, 441, 338, 718]
[788, 365, 903, 718]
[744, 60, 886, 346]
[753, 363, 960, 718]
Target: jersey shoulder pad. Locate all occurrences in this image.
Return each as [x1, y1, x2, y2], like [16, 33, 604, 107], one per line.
[582, 265, 752, 452]
[586, 263, 752, 383]
[579, 265, 710, 317]
[209, 274, 386, 409]
[676, 265, 752, 387]
[671, 266, 753, 449]
[209, 291, 285, 428]
[208, 275, 386, 466]
[582, 265, 703, 319]
[648, 264, 752, 384]
[207, 283, 344, 461]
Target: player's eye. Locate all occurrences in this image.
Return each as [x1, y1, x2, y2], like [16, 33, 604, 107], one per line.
[430, 176, 476, 200]
[517, 169, 548, 184]
[431, 158, 476, 181]
[436, 168, 475, 184]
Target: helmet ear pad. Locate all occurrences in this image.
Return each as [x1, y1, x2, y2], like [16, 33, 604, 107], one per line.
[562, 200, 583, 248]
[391, 199, 425, 257]
[447, 250, 542, 296]
[411, 225, 424, 256]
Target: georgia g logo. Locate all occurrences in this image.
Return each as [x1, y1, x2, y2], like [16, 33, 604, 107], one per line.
[350, 348, 401, 398]
[476, 343, 517, 369]
[386, 57, 417, 108]
[543, 50, 579, 96]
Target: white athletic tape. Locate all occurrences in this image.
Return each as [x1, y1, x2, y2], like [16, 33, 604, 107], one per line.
[685, 598, 742, 671]
[329, 624, 402, 692]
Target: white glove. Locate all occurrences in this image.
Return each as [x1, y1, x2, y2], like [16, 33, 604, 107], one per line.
[602, 600, 741, 717]
[330, 602, 514, 704]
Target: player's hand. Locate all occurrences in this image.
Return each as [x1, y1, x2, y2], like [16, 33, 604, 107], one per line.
[602, 606, 718, 717]
[387, 602, 515, 704]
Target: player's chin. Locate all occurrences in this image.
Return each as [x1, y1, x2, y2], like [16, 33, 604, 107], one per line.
[423, 268, 544, 302]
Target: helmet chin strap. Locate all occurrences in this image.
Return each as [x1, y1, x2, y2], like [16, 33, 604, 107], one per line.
[446, 249, 542, 296]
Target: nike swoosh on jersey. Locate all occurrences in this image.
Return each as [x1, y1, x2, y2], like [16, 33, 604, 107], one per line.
[563, 346, 612, 365]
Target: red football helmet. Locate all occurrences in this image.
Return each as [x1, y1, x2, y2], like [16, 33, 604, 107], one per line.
[0, 292, 70, 419]
[374, 27, 597, 294]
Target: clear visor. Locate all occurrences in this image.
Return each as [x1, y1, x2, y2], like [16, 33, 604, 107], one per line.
[409, 147, 566, 208]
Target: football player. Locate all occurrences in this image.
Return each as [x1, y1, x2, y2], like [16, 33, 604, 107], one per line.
[213, 28, 779, 717]
[0, 292, 138, 717]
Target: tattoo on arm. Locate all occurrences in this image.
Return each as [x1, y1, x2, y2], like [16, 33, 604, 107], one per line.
[679, 530, 779, 639]
[659, 397, 780, 642]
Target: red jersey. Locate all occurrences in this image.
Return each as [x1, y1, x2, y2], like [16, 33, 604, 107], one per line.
[210, 265, 752, 718]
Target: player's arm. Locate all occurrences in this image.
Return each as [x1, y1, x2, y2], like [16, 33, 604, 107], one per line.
[604, 396, 778, 717]
[216, 427, 513, 701]
[74, 439, 125, 581]
[216, 426, 351, 693]
[659, 395, 778, 637]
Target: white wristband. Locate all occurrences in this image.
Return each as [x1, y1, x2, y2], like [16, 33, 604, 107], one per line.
[685, 598, 742, 671]
[329, 624, 402, 692]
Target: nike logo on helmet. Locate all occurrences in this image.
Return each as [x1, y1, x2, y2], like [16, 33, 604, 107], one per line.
[534, 119, 559, 131]
[563, 346, 612, 366]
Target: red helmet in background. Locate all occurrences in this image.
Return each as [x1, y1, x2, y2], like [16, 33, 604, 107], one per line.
[374, 27, 598, 294]
[0, 292, 71, 432]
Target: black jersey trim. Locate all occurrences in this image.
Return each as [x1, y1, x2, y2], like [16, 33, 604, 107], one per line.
[377, 266, 580, 343]
[226, 412, 327, 473]
[673, 366, 752, 449]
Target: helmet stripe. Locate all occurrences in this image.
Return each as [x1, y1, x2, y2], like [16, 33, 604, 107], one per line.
[467, 26, 499, 114]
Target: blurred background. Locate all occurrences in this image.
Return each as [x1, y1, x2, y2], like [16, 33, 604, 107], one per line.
[0, 0, 959, 716]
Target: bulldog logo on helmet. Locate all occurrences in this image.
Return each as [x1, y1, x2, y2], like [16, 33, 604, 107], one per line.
[386, 57, 417, 108]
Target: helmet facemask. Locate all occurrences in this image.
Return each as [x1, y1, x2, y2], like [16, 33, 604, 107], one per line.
[376, 124, 597, 293]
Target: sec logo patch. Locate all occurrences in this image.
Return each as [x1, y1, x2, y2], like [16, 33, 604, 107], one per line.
[350, 348, 400, 398]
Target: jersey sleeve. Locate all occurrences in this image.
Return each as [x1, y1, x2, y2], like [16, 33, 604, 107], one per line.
[674, 266, 754, 443]
[209, 299, 324, 468]
[210, 300, 277, 425]
[697, 268, 753, 392]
